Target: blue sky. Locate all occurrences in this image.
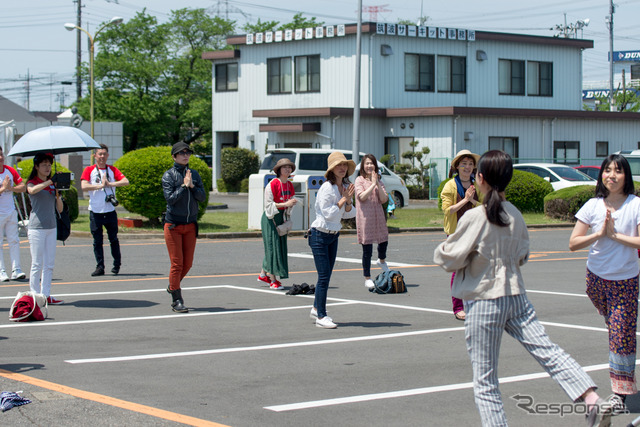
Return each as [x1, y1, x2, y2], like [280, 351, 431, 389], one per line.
[2, 0, 639, 111]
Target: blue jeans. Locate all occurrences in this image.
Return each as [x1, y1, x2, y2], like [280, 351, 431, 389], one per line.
[308, 228, 339, 318]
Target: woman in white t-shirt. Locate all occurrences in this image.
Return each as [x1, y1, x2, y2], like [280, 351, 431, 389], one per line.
[570, 154, 640, 409]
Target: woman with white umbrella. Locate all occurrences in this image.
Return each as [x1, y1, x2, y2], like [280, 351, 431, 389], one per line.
[26, 153, 64, 305]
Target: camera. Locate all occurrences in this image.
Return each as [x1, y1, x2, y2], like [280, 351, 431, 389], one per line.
[105, 194, 119, 207]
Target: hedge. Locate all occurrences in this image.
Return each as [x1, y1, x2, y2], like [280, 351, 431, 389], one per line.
[437, 170, 553, 213]
[544, 182, 640, 221]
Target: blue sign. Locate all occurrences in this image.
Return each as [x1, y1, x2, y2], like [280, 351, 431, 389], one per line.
[583, 88, 640, 100]
[582, 89, 610, 100]
[610, 50, 640, 62]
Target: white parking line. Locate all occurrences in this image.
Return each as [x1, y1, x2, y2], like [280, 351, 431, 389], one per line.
[264, 362, 616, 412]
[288, 253, 421, 267]
[65, 327, 465, 364]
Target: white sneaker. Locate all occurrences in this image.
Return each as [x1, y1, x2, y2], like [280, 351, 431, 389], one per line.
[377, 260, 390, 272]
[316, 316, 337, 329]
[11, 269, 26, 280]
[310, 307, 318, 319]
[364, 279, 375, 289]
[0, 270, 9, 282]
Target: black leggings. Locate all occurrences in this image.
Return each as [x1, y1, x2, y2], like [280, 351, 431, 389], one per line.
[362, 241, 388, 277]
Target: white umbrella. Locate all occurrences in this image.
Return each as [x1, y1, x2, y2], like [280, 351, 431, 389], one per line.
[7, 126, 101, 157]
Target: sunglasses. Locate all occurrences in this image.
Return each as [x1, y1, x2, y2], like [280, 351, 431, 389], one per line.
[177, 150, 193, 156]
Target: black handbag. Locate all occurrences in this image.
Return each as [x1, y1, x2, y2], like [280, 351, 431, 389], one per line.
[56, 201, 71, 243]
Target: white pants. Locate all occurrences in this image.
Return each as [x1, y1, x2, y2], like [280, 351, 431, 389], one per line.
[0, 210, 22, 272]
[28, 228, 56, 297]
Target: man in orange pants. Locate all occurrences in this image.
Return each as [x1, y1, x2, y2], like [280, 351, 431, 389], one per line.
[161, 142, 206, 313]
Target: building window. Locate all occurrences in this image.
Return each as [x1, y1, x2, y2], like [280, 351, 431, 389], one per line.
[527, 61, 552, 96]
[499, 59, 525, 95]
[295, 55, 320, 93]
[631, 64, 640, 80]
[267, 57, 292, 94]
[437, 56, 466, 93]
[215, 63, 238, 92]
[405, 53, 434, 91]
[489, 137, 519, 159]
[596, 141, 608, 157]
[554, 141, 580, 164]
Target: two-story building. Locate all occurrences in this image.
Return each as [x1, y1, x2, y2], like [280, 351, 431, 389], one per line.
[204, 22, 640, 195]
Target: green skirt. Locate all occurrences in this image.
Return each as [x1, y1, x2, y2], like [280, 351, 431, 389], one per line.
[261, 210, 289, 279]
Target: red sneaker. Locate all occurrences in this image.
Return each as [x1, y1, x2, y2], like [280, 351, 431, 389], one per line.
[47, 296, 64, 305]
[270, 281, 283, 290]
[257, 275, 271, 284]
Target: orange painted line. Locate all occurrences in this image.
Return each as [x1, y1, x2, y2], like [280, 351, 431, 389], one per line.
[0, 369, 229, 427]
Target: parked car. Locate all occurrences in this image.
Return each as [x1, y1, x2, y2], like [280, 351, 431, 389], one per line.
[616, 150, 640, 182]
[513, 163, 596, 191]
[260, 149, 410, 207]
[573, 165, 600, 180]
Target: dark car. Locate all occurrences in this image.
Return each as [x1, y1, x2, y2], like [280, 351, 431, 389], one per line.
[573, 165, 600, 180]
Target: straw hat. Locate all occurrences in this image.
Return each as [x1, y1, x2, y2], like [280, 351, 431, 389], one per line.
[451, 149, 480, 169]
[325, 151, 356, 179]
[272, 158, 296, 176]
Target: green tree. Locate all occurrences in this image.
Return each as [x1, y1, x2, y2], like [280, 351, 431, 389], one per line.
[243, 18, 279, 33]
[75, 9, 235, 151]
[278, 13, 324, 30]
[585, 87, 640, 112]
[398, 140, 432, 190]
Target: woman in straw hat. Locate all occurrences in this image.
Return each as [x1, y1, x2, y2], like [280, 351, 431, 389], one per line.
[308, 151, 356, 328]
[440, 149, 481, 321]
[258, 158, 298, 290]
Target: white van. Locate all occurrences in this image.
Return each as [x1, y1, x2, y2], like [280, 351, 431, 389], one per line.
[260, 149, 410, 207]
[616, 150, 640, 182]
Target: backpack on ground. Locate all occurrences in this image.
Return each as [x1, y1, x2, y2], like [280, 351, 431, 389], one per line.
[9, 291, 48, 322]
[370, 270, 406, 294]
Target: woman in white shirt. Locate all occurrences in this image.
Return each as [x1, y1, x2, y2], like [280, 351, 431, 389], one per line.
[308, 152, 355, 329]
[570, 153, 640, 410]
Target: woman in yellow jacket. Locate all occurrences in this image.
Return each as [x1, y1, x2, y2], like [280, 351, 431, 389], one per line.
[441, 150, 481, 321]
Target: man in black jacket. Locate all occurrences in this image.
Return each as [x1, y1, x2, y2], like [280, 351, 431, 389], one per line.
[162, 142, 206, 313]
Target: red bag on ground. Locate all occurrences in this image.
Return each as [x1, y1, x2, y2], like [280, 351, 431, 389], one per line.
[9, 292, 47, 322]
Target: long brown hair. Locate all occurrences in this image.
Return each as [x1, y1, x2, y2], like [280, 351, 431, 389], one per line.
[477, 150, 512, 227]
[359, 154, 379, 178]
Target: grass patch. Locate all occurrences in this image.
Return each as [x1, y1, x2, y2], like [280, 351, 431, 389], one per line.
[70, 208, 570, 234]
[72, 211, 249, 233]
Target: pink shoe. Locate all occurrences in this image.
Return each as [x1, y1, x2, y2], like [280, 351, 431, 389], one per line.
[257, 275, 271, 284]
[270, 281, 284, 290]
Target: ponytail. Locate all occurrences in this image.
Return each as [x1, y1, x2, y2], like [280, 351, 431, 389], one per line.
[477, 151, 513, 227]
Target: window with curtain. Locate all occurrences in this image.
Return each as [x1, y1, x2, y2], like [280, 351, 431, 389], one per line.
[215, 63, 238, 92]
[527, 61, 552, 96]
[267, 57, 292, 94]
[295, 55, 320, 93]
[404, 53, 434, 91]
[499, 59, 525, 95]
[437, 55, 466, 93]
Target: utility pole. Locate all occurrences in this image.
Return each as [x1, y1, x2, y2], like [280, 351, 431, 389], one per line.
[608, 0, 615, 110]
[74, 0, 82, 100]
[352, 0, 362, 166]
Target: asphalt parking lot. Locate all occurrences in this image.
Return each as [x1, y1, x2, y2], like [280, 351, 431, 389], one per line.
[0, 228, 638, 426]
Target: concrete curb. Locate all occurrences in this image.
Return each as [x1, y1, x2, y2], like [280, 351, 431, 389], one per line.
[70, 222, 574, 240]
